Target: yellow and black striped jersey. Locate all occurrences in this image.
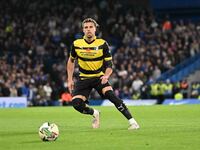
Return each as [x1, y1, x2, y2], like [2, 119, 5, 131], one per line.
[70, 36, 112, 78]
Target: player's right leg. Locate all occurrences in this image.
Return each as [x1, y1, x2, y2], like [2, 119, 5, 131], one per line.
[71, 79, 100, 128]
[71, 95, 94, 115]
[71, 95, 100, 128]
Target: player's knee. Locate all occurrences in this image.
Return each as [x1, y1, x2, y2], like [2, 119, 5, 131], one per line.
[104, 90, 114, 98]
[72, 98, 83, 106]
[71, 98, 85, 113]
[104, 90, 123, 105]
[102, 86, 113, 95]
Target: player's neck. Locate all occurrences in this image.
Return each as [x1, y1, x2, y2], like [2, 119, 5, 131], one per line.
[85, 37, 94, 42]
[84, 36, 96, 44]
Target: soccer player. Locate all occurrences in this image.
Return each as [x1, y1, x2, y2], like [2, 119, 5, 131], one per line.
[67, 18, 140, 130]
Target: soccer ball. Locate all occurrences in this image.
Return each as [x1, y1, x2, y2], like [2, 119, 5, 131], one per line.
[38, 122, 59, 141]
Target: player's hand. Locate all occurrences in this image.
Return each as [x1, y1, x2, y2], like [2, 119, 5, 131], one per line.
[100, 75, 109, 84]
[67, 79, 74, 93]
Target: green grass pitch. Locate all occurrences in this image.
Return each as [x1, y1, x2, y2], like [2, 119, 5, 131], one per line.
[0, 105, 200, 150]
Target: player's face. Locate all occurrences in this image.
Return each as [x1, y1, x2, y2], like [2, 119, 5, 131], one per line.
[83, 22, 96, 39]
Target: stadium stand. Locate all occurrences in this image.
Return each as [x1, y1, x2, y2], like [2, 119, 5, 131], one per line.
[0, 0, 200, 105]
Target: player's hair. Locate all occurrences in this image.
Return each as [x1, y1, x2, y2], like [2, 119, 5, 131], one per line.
[82, 18, 99, 28]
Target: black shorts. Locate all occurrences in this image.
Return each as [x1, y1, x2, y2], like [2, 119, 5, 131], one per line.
[72, 77, 111, 100]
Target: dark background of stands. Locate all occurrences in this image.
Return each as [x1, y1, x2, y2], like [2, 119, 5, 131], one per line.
[0, 0, 200, 106]
[151, 0, 200, 21]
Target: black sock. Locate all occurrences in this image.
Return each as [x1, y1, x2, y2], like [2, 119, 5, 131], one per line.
[104, 90, 132, 120]
[72, 98, 94, 115]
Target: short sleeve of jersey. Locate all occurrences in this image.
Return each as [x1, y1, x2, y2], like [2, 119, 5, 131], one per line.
[70, 43, 77, 59]
[103, 42, 112, 61]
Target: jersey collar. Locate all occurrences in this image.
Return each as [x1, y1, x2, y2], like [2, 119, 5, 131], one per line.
[83, 35, 96, 44]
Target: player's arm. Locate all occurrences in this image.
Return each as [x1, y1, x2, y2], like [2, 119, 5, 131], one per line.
[101, 67, 113, 84]
[67, 57, 75, 80]
[101, 41, 113, 84]
[67, 43, 76, 93]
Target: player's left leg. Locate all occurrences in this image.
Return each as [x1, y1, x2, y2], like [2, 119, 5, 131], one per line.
[102, 86, 140, 130]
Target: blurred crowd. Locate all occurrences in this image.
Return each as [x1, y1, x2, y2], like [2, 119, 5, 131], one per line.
[0, 0, 200, 106]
